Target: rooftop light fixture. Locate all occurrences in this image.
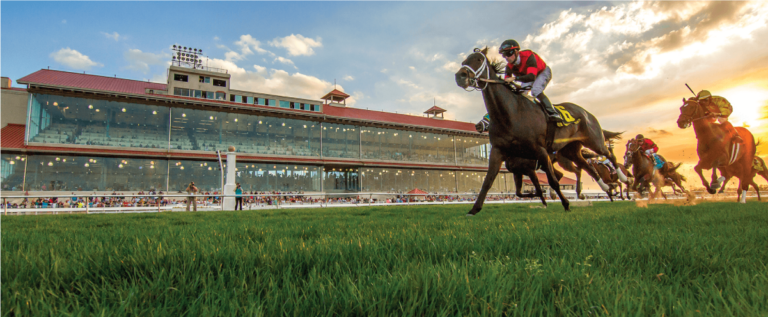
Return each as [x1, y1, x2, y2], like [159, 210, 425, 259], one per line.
[88, 105, 93, 109]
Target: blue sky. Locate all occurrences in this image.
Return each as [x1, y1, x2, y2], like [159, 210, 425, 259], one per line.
[3, 1, 768, 189]
[2, 2, 583, 114]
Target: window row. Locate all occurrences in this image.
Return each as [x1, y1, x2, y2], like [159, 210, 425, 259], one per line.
[1, 154, 516, 194]
[173, 73, 226, 87]
[173, 88, 226, 100]
[26, 93, 490, 165]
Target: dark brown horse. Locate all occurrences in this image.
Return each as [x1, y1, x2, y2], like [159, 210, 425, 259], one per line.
[718, 156, 768, 201]
[677, 97, 755, 203]
[476, 119, 625, 202]
[455, 48, 626, 214]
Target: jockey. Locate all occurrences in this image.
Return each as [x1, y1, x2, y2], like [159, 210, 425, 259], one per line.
[590, 155, 617, 175]
[696, 90, 743, 144]
[479, 39, 562, 126]
[636, 134, 662, 166]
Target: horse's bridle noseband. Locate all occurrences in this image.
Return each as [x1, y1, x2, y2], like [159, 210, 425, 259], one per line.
[461, 49, 491, 91]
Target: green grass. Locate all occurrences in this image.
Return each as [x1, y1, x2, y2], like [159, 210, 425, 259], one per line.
[2, 201, 768, 316]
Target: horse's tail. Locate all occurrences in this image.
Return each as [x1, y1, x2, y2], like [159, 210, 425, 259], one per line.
[680, 174, 687, 182]
[669, 162, 682, 172]
[603, 130, 623, 141]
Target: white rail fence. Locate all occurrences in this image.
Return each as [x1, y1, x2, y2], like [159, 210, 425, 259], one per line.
[0, 191, 758, 216]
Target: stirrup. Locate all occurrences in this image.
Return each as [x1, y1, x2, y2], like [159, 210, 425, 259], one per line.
[547, 113, 563, 122]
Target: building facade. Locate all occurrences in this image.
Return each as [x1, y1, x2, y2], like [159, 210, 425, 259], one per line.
[1, 64, 574, 195]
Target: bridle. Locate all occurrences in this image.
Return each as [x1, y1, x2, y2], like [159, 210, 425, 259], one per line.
[461, 49, 492, 91]
[678, 99, 712, 128]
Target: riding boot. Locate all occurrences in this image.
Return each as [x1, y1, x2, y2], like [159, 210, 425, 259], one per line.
[536, 93, 563, 122]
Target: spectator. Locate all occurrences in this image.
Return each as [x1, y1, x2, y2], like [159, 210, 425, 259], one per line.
[234, 183, 243, 210]
[186, 181, 199, 212]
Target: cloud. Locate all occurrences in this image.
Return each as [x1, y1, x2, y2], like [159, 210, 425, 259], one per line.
[269, 34, 322, 56]
[274, 56, 297, 69]
[124, 49, 167, 74]
[102, 31, 120, 41]
[343, 75, 354, 81]
[222, 35, 274, 62]
[50, 48, 102, 70]
[381, 68, 388, 73]
[61, 19, 66, 24]
[214, 36, 220, 41]
[204, 57, 354, 106]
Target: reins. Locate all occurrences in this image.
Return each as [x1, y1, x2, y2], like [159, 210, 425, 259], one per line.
[461, 50, 523, 91]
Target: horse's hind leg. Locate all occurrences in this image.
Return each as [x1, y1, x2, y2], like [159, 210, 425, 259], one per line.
[561, 143, 610, 192]
[468, 148, 503, 216]
[536, 148, 569, 211]
[525, 169, 547, 206]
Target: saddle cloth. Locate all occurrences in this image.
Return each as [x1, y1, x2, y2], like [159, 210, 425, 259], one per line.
[754, 158, 765, 172]
[653, 154, 665, 170]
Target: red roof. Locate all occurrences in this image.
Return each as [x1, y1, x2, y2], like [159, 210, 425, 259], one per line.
[0, 124, 26, 149]
[323, 105, 477, 132]
[424, 106, 447, 114]
[321, 89, 350, 99]
[523, 172, 577, 186]
[17, 69, 167, 95]
[407, 188, 428, 195]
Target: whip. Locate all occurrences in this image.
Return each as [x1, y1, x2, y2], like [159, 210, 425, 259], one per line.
[685, 83, 696, 96]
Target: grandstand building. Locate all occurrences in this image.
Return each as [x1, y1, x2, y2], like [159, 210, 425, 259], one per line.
[1, 62, 575, 195]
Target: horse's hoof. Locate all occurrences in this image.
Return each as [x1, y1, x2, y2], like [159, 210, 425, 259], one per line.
[706, 187, 717, 195]
[465, 213, 474, 217]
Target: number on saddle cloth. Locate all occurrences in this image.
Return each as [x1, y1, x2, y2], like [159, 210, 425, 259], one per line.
[553, 106, 579, 127]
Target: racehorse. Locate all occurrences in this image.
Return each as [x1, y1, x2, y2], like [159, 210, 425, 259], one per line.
[476, 119, 626, 202]
[718, 156, 768, 201]
[585, 153, 634, 201]
[623, 138, 672, 199]
[677, 97, 755, 203]
[455, 48, 627, 214]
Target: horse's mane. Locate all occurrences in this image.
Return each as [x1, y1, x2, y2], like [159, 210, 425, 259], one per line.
[489, 58, 506, 74]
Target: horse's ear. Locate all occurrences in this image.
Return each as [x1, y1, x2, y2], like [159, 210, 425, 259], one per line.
[481, 47, 488, 55]
[682, 97, 686, 103]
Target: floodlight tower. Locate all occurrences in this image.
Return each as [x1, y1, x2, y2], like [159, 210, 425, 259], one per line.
[171, 45, 205, 69]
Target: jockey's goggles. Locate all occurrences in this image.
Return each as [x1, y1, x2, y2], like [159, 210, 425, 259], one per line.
[501, 50, 515, 57]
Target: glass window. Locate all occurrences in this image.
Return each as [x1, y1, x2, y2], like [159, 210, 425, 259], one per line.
[246, 96, 253, 104]
[205, 91, 214, 100]
[322, 123, 359, 158]
[255, 98, 265, 106]
[267, 99, 276, 106]
[170, 108, 321, 157]
[198, 76, 205, 83]
[169, 159, 221, 193]
[174, 74, 188, 82]
[215, 92, 226, 100]
[194, 90, 202, 98]
[213, 79, 226, 87]
[27, 93, 170, 150]
[361, 168, 458, 193]
[1, 153, 26, 192]
[205, 77, 211, 84]
[230, 94, 237, 102]
[360, 127, 411, 161]
[456, 136, 490, 166]
[323, 167, 359, 193]
[279, 101, 290, 108]
[237, 163, 322, 192]
[25, 154, 167, 192]
[457, 171, 486, 193]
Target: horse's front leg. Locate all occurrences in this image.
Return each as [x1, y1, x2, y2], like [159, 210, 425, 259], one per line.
[710, 165, 725, 191]
[537, 148, 569, 211]
[525, 169, 547, 207]
[467, 147, 503, 216]
[694, 164, 716, 195]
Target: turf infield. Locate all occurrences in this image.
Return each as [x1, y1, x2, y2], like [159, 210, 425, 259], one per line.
[2, 201, 768, 316]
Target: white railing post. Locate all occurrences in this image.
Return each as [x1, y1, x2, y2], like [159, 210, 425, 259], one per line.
[3, 198, 7, 216]
[85, 199, 89, 214]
